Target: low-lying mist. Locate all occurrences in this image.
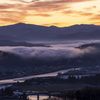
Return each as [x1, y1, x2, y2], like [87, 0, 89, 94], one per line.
[0, 43, 99, 77]
[0, 44, 96, 60]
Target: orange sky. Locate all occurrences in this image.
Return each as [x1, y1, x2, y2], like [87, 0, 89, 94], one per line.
[0, 0, 100, 27]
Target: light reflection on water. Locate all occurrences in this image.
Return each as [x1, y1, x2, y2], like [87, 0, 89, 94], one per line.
[0, 68, 81, 85]
[28, 95, 49, 100]
[28, 95, 73, 100]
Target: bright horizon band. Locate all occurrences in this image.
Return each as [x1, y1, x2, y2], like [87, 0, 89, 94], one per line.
[0, 0, 100, 27]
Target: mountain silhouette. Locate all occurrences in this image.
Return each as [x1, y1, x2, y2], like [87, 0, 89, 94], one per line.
[0, 40, 50, 47]
[0, 23, 100, 41]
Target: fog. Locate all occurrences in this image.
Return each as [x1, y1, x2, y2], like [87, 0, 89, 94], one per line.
[0, 43, 96, 60]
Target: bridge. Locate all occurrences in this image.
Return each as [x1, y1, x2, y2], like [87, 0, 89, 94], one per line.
[18, 91, 61, 100]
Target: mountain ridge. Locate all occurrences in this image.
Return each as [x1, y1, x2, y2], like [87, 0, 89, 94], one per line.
[0, 23, 100, 41]
[0, 40, 50, 47]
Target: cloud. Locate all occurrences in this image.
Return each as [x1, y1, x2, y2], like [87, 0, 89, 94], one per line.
[92, 21, 100, 25]
[0, 18, 19, 23]
[0, 44, 96, 60]
[26, 0, 94, 12]
[43, 23, 61, 26]
[0, 0, 97, 26]
[31, 13, 52, 17]
[90, 15, 100, 21]
[62, 10, 94, 17]
[80, 12, 93, 16]
[9, 0, 33, 3]
[27, 2, 67, 12]
[42, 22, 68, 27]
[0, 4, 15, 9]
[84, 6, 97, 10]
[0, 7, 28, 23]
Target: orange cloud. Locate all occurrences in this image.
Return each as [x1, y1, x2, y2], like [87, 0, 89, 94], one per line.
[0, 4, 15, 9]
[32, 13, 52, 17]
[26, 0, 94, 12]
[0, 0, 97, 26]
[27, 3, 66, 12]
[90, 15, 100, 20]
[42, 22, 68, 27]
[62, 10, 93, 16]
[43, 23, 61, 26]
[84, 6, 97, 10]
[0, 9, 28, 23]
[80, 13, 93, 16]
[0, 18, 20, 23]
[93, 21, 100, 25]
[63, 10, 82, 14]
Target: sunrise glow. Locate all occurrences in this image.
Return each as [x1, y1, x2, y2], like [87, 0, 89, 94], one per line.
[0, 0, 100, 27]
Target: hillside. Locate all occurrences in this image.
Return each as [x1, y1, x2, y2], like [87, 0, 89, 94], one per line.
[0, 42, 100, 79]
[0, 40, 50, 47]
[0, 23, 100, 41]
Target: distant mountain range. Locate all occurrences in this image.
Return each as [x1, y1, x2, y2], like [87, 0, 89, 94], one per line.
[77, 42, 100, 49]
[0, 40, 50, 47]
[0, 23, 100, 41]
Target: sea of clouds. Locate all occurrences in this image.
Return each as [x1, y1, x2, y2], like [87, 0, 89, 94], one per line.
[0, 42, 96, 60]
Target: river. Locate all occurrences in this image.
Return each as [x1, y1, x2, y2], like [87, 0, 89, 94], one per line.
[0, 68, 80, 85]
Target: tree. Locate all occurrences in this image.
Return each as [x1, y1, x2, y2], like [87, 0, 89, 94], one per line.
[4, 87, 13, 96]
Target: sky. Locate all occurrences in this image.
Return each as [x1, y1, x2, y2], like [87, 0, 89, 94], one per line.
[0, 0, 100, 27]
